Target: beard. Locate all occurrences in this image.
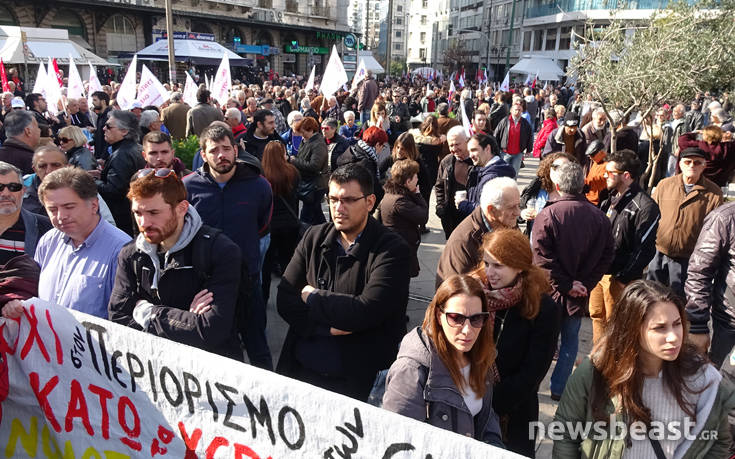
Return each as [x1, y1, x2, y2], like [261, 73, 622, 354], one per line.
[140, 215, 179, 245]
[210, 160, 235, 175]
[0, 197, 19, 215]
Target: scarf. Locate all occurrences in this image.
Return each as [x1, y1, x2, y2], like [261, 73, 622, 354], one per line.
[479, 276, 523, 384]
[356, 139, 380, 180]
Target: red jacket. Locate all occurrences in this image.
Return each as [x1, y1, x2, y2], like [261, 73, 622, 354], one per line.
[533, 118, 557, 158]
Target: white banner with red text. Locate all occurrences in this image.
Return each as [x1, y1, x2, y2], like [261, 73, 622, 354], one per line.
[0, 298, 522, 458]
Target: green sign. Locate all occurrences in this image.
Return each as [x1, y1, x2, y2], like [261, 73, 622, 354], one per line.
[316, 31, 346, 41]
[284, 45, 329, 55]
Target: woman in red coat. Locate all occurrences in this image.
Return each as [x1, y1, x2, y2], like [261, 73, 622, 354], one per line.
[532, 108, 557, 158]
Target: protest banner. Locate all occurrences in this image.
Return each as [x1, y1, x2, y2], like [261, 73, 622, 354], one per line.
[0, 298, 522, 458]
[67, 55, 85, 100]
[211, 54, 231, 106]
[304, 66, 315, 92]
[350, 60, 367, 92]
[320, 46, 348, 98]
[45, 58, 61, 115]
[117, 55, 138, 111]
[183, 72, 198, 108]
[137, 65, 169, 108]
[31, 61, 47, 98]
[87, 62, 103, 109]
[0, 59, 8, 92]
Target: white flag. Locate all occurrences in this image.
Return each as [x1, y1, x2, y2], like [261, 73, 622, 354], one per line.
[117, 55, 138, 110]
[320, 45, 348, 98]
[499, 72, 510, 92]
[524, 73, 532, 86]
[67, 55, 84, 100]
[305, 66, 316, 92]
[46, 58, 61, 115]
[350, 59, 367, 91]
[211, 53, 231, 106]
[32, 61, 48, 97]
[136, 65, 169, 108]
[205, 74, 210, 90]
[183, 72, 197, 107]
[87, 62, 102, 109]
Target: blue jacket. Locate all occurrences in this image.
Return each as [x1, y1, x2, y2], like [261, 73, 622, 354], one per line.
[183, 161, 272, 276]
[457, 156, 516, 217]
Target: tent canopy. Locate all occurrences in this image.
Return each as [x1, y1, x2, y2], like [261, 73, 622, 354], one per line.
[0, 26, 113, 66]
[509, 56, 565, 81]
[357, 51, 384, 74]
[135, 39, 252, 66]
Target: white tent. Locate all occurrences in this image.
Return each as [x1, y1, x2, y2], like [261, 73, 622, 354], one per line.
[509, 56, 565, 81]
[0, 26, 113, 66]
[357, 51, 384, 74]
[135, 39, 251, 66]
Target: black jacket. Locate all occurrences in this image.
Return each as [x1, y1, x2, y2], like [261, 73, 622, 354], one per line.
[379, 186, 428, 277]
[434, 154, 472, 219]
[97, 138, 146, 235]
[326, 134, 350, 173]
[0, 138, 34, 175]
[108, 225, 243, 360]
[604, 126, 639, 154]
[493, 295, 560, 416]
[276, 217, 411, 398]
[94, 107, 113, 160]
[686, 202, 735, 335]
[67, 146, 96, 170]
[599, 183, 660, 283]
[243, 128, 285, 161]
[494, 116, 533, 154]
[292, 131, 329, 190]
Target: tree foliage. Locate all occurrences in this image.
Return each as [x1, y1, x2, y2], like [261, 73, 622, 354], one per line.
[570, 0, 735, 129]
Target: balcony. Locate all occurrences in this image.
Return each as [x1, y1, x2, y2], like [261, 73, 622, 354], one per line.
[526, 0, 677, 19]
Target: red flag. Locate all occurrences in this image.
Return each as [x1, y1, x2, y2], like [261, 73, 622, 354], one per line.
[0, 59, 8, 92]
[51, 58, 63, 87]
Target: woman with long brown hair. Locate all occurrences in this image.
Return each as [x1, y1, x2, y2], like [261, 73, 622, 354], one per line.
[554, 280, 735, 458]
[470, 229, 558, 457]
[383, 275, 503, 446]
[261, 140, 301, 302]
[412, 115, 444, 186]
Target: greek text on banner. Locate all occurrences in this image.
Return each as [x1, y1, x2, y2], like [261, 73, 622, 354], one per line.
[0, 298, 523, 458]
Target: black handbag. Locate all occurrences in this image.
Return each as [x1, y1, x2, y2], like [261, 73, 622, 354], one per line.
[295, 179, 318, 203]
[279, 196, 309, 238]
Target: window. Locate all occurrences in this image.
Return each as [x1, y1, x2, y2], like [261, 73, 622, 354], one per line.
[286, 0, 298, 12]
[545, 27, 556, 51]
[523, 30, 531, 51]
[397, 5, 402, 12]
[421, 15, 427, 25]
[533, 29, 543, 50]
[396, 30, 402, 38]
[396, 18, 402, 25]
[559, 26, 572, 49]
[422, 0, 428, 7]
[394, 43, 402, 50]
[420, 32, 426, 43]
[419, 48, 427, 60]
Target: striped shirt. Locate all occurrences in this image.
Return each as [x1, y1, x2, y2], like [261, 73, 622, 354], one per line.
[0, 217, 25, 265]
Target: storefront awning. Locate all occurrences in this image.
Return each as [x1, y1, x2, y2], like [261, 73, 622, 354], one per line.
[509, 56, 565, 81]
[0, 26, 114, 66]
[134, 39, 252, 66]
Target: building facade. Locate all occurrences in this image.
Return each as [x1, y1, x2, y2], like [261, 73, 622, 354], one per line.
[0, 0, 350, 79]
[406, 0, 445, 70]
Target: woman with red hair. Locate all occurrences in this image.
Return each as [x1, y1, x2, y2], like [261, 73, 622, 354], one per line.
[336, 126, 389, 201]
[288, 116, 328, 224]
[470, 229, 559, 457]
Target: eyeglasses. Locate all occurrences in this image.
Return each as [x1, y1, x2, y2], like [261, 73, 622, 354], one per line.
[134, 168, 176, 180]
[603, 169, 625, 178]
[327, 195, 367, 206]
[442, 311, 490, 329]
[58, 137, 72, 143]
[0, 183, 23, 192]
[681, 159, 705, 166]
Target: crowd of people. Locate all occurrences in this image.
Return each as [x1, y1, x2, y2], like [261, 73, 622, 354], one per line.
[1, 63, 735, 457]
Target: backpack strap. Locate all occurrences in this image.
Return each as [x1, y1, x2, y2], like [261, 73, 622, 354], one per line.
[191, 226, 222, 284]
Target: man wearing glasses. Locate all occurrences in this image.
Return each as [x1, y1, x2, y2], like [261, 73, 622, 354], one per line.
[646, 147, 723, 298]
[277, 163, 411, 401]
[108, 169, 243, 359]
[589, 149, 660, 344]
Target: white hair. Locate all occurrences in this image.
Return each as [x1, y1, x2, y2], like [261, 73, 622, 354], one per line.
[480, 176, 518, 211]
[447, 125, 468, 141]
[139, 110, 161, 128]
[225, 107, 241, 123]
[343, 110, 355, 121]
[300, 98, 311, 110]
[287, 110, 303, 126]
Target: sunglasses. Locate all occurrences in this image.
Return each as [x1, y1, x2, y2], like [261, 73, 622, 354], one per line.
[58, 137, 72, 143]
[134, 168, 176, 180]
[0, 183, 23, 192]
[442, 311, 490, 329]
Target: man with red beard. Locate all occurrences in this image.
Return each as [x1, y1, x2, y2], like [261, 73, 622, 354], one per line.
[107, 170, 244, 360]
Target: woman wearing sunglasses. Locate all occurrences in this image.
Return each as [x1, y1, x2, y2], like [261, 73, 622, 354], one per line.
[383, 274, 504, 447]
[470, 228, 559, 457]
[57, 126, 96, 171]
